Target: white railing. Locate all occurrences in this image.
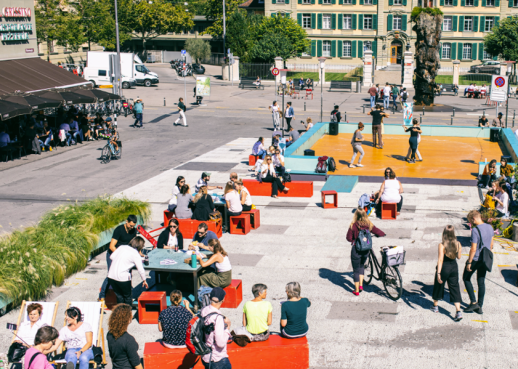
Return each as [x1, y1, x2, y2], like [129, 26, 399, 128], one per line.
[286, 63, 361, 72]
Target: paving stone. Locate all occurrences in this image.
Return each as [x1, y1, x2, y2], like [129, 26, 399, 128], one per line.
[250, 225, 290, 234]
[175, 162, 239, 171]
[229, 254, 264, 267]
[326, 302, 398, 322]
[267, 201, 309, 209]
[405, 247, 438, 262]
[508, 311, 518, 330]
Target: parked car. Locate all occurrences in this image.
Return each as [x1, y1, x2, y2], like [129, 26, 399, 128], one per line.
[192, 64, 205, 75]
[470, 61, 500, 74]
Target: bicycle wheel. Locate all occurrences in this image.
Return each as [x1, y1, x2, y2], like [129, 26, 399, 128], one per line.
[101, 145, 111, 164]
[363, 253, 374, 285]
[383, 265, 403, 301]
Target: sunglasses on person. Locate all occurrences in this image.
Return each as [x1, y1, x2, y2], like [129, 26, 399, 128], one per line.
[170, 224, 178, 229]
[267, 159, 272, 161]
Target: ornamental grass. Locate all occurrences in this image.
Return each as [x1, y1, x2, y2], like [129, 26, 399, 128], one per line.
[0, 197, 150, 306]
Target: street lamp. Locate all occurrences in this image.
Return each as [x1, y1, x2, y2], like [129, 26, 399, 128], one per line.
[318, 57, 326, 123]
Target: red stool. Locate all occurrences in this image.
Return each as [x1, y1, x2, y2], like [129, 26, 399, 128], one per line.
[321, 190, 338, 209]
[221, 280, 243, 309]
[381, 202, 398, 220]
[230, 214, 251, 235]
[138, 291, 167, 324]
[249, 155, 258, 166]
[242, 209, 260, 229]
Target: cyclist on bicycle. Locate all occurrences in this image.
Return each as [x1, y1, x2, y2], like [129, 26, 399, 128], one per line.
[109, 128, 119, 154]
[346, 208, 386, 296]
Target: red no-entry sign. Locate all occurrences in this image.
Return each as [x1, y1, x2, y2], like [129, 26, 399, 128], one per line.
[271, 68, 280, 76]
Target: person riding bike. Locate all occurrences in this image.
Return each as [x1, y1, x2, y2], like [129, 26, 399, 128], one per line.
[109, 128, 120, 155]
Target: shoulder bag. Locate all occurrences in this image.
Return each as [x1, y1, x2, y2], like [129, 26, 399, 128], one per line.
[475, 226, 493, 272]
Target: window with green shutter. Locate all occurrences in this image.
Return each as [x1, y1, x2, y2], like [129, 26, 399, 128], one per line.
[509, 0, 513, 6]
[402, 14, 407, 31]
[472, 43, 477, 59]
[373, 14, 378, 29]
[453, 0, 458, 4]
[372, 40, 377, 57]
[439, 43, 443, 58]
[480, 16, 485, 31]
[319, 0, 322, 3]
[373, 0, 377, 4]
[297, 13, 302, 25]
[352, 14, 357, 29]
[358, 40, 363, 57]
[331, 40, 337, 57]
[332, 14, 336, 29]
[451, 42, 457, 59]
[389, 0, 393, 4]
[495, 0, 499, 6]
[312, 13, 316, 29]
[461, 0, 465, 5]
[482, 0, 486, 5]
[317, 40, 323, 57]
[473, 16, 478, 30]
[338, 40, 343, 57]
[272, 0, 276, 3]
[459, 16, 464, 31]
[352, 0, 356, 3]
[474, 0, 478, 6]
[387, 14, 393, 31]
[458, 42, 463, 58]
[311, 40, 317, 56]
[360, 0, 364, 4]
[299, 0, 302, 3]
[402, 0, 407, 5]
[452, 16, 458, 31]
[338, 14, 343, 28]
[495, 16, 500, 25]
[318, 13, 323, 29]
[440, 0, 445, 4]
[479, 43, 484, 60]
[352, 40, 357, 57]
[359, 14, 364, 29]
[286, 0, 290, 4]
[271, 12, 276, 17]
[311, 0, 315, 3]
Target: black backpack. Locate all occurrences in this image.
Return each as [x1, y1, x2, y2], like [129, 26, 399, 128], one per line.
[355, 228, 373, 252]
[327, 157, 336, 172]
[402, 92, 408, 100]
[282, 172, 292, 182]
[316, 156, 328, 173]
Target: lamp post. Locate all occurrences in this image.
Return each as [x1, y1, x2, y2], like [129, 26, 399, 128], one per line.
[318, 57, 326, 123]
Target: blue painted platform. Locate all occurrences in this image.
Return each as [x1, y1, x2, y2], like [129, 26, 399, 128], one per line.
[321, 175, 359, 193]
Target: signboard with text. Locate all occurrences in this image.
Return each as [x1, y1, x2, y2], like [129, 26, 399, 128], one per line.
[490, 75, 508, 102]
[0, 0, 38, 60]
[196, 76, 211, 97]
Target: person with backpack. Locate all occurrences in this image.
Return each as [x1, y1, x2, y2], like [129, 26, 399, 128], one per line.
[330, 105, 341, 122]
[346, 208, 386, 296]
[463, 210, 494, 315]
[200, 287, 232, 369]
[349, 122, 365, 168]
[400, 88, 408, 105]
[24, 326, 59, 369]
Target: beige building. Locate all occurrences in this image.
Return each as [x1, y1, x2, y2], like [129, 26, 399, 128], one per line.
[267, 0, 516, 67]
[37, 41, 104, 65]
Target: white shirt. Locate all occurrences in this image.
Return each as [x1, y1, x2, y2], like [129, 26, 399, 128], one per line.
[215, 256, 232, 272]
[17, 319, 47, 346]
[59, 322, 93, 349]
[272, 154, 284, 167]
[380, 179, 402, 203]
[260, 163, 276, 178]
[167, 233, 178, 248]
[270, 105, 279, 113]
[383, 86, 391, 97]
[108, 245, 146, 282]
[307, 123, 313, 130]
[168, 185, 181, 206]
[241, 186, 253, 206]
[224, 190, 243, 213]
[495, 190, 509, 214]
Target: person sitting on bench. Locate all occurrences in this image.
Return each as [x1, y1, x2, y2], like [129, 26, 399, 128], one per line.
[252, 137, 267, 160]
[157, 218, 184, 250]
[375, 170, 404, 216]
[493, 180, 509, 217]
[158, 290, 193, 349]
[273, 148, 286, 176]
[235, 179, 253, 212]
[224, 180, 242, 227]
[500, 158, 514, 181]
[191, 186, 215, 221]
[481, 159, 497, 189]
[261, 155, 289, 198]
[243, 283, 272, 342]
[194, 239, 232, 289]
[175, 184, 194, 219]
[298, 77, 305, 89]
[189, 222, 218, 252]
[253, 76, 261, 87]
[280, 282, 311, 339]
[286, 127, 299, 147]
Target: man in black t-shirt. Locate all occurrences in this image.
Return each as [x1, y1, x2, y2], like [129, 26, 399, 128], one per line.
[99, 215, 138, 300]
[330, 105, 341, 122]
[174, 97, 188, 127]
[368, 104, 389, 149]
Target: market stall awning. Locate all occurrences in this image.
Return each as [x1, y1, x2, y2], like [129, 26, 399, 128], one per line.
[0, 100, 32, 121]
[74, 89, 120, 102]
[36, 91, 96, 105]
[3, 95, 62, 110]
[0, 57, 92, 97]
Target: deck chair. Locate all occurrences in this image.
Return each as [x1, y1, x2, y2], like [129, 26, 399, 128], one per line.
[10, 300, 59, 361]
[54, 301, 107, 368]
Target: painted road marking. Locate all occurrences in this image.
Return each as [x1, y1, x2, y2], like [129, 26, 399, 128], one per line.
[498, 265, 514, 267]
[76, 278, 87, 280]
[464, 289, 476, 292]
[472, 320, 488, 323]
[494, 252, 509, 255]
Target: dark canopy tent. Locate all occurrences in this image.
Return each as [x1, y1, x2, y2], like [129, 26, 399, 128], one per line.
[4, 95, 62, 110]
[74, 89, 120, 102]
[0, 100, 32, 121]
[36, 91, 96, 105]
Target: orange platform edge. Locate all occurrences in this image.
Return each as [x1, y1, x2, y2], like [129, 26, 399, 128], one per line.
[221, 279, 243, 309]
[144, 335, 309, 369]
[243, 179, 313, 198]
[163, 211, 223, 238]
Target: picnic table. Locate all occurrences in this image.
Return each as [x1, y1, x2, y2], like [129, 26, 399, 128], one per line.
[143, 248, 211, 311]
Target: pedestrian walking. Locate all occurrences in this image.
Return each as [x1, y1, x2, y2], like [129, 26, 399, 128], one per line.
[391, 85, 399, 110]
[285, 102, 294, 131]
[368, 85, 377, 108]
[331, 105, 341, 122]
[269, 101, 281, 130]
[383, 83, 391, 109]
[431, 225, 463, 322]
[400, 88, 408, 108]
[463, 210, 494, 315]
[403, 118, 422, 164]
[368, 104, 389, 149]
[175, 97, 188, 127]
[133, 99, 143, 128]
[349, 122, 365, 168]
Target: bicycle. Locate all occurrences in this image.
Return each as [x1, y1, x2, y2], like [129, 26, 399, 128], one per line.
[363, 247, 404, 301]
[100, 141, 122, 164]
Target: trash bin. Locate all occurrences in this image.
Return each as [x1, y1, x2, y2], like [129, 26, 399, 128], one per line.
[490, 128, 500, 142]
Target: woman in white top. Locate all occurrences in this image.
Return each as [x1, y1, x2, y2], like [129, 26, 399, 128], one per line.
[235, 179, 253, 211]
[168, 176, 185, 212]
[493, 180, 509, 217]
[375, 170, 404, 215]
[261, 155, 289, 198]
[224, 180, 243, 229]
[50, 307, 93, 369]
[15, 303, 47, 346]
[303, 117, 314, 132]
[269, 101, 280, 130]
[107, 237, 149, 305]
[196, 239, 232, 289]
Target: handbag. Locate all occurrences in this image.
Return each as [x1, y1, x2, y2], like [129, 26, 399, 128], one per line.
[7, 342, 27, 363]
[475, 226, 493, 272]
[209, 211, 222, 221]
[92, 345, 103, 364]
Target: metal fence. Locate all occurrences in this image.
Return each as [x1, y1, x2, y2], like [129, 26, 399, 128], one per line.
[461, 73, 492, 83]
[286, 63, 361, 72]
[240, 63, 275, 80]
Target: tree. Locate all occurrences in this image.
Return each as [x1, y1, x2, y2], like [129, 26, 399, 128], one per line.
[484, 17, 518, 62]
[251, 33, 293, 63]
[226, 12, 262, 62]
[185, 39, 211, 63]
[204, 0, 243, 37]
[35, 0, 86, 61]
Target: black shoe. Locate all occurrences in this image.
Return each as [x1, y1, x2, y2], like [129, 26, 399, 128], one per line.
[464, 303, 480, 312]
[476, 306, 483, 314]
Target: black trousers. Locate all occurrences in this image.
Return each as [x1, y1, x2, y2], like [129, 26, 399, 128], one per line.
[432, 260, 462, 303]
[108, 278, 133, 306]
[263, 174, 285, 196]
[350, 247, 370, 283]
[242, 204, 252, 211]
[463, 260, 487, 307]
[286, 117, 293, 130]
[227, 210, 242, 231]
[481, 174, 497, 188]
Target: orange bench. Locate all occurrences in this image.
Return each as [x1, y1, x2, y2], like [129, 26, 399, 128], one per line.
[138, 291, 167, 324]
[163, 211, 222, 238]
[242, 209, 260, 229]
[249, 154, 259, 166]
[243, 179, 313, 198]
[381, 202, 398, 220]
[144, 335, 309, 369]
[221, 279, 243, 309]
[229, 214, 251, 235]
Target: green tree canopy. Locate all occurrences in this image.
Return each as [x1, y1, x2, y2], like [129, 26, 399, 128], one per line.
[185, 39, 211, 63]
[204, 0, 242, 37]
[484, 17, 518, 61]
[225, 12, 262, 62]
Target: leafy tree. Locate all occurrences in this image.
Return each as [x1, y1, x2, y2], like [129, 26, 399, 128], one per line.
[35, 0, 86, 61]
[204, 0, 242, 37]
[226, 11, 262, 62]
[484, 17, 518, 61]
[185, 39, 211, 63]
[251, 33, 293, 63]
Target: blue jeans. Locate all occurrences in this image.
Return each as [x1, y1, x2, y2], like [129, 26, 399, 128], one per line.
[65, 347, 94, 369]
[202, 357, 232, 369]
[99, 250, 113, 299]
[256, 149, 266, 160]
[72, 130, 83, 143]
[136, 113, 143, 127]
[392, 96, 397, 109]
[39, 135, 53, 149]
[383, 96, 389, 109]
[65, 132, 72, 146]
[370, 96, 375, 108]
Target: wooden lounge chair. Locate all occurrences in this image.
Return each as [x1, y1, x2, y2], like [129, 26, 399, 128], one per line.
[11, 300, 59, 344]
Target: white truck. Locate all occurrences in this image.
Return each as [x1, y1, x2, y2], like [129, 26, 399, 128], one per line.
[84, 52, 159, 88]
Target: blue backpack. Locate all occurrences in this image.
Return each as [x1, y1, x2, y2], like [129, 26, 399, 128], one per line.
[356, 228, 372, 252]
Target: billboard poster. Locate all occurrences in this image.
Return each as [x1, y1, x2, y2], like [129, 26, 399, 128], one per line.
[196, 76, 211, 96]
[403, 102, 413, 126]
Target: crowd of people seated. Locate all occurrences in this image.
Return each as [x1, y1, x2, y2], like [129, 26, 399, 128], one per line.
[464, 83, 487, 99]
[480, 158, 515, 218]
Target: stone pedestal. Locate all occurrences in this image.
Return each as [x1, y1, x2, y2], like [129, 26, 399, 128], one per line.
[274, 57, 283, 84]
[221, 56, 240, 82]
[363, 50, 373, 87]
[453, 60, 460, 86]
[402, 51, 413, 89]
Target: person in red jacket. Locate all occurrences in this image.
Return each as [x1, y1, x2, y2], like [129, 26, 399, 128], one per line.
[346, 208, 386, 296]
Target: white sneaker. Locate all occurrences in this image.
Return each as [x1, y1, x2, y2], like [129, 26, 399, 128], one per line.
[356, 164, 364, 167]
[349, 164, 356, 168]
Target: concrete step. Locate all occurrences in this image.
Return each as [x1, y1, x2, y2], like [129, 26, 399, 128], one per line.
[380, 65, 402, 72]
[374, 69, 402, 85]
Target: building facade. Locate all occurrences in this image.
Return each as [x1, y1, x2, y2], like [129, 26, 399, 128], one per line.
[267, 0, 517, 67]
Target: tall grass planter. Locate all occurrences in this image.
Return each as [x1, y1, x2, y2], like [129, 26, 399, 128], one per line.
[0, 197, 150, 311]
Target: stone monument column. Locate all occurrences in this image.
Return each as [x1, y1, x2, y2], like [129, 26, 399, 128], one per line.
[363, 50, 373, 87]
[274, 57, 283, 84]
[402, 51, 413, 89]
[452, 60, 460, 86]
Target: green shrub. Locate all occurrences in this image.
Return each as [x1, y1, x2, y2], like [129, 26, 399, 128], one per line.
[0, 197, 150, 305]
[411, 7, 444, 22]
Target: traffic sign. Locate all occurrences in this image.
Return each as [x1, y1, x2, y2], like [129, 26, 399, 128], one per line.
[271, 67, 280, 76]
[490, 75, 508, 102]
[181, 49, 186, 55]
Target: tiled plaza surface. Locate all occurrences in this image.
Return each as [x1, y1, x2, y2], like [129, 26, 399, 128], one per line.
[2, 138, 518, 368]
